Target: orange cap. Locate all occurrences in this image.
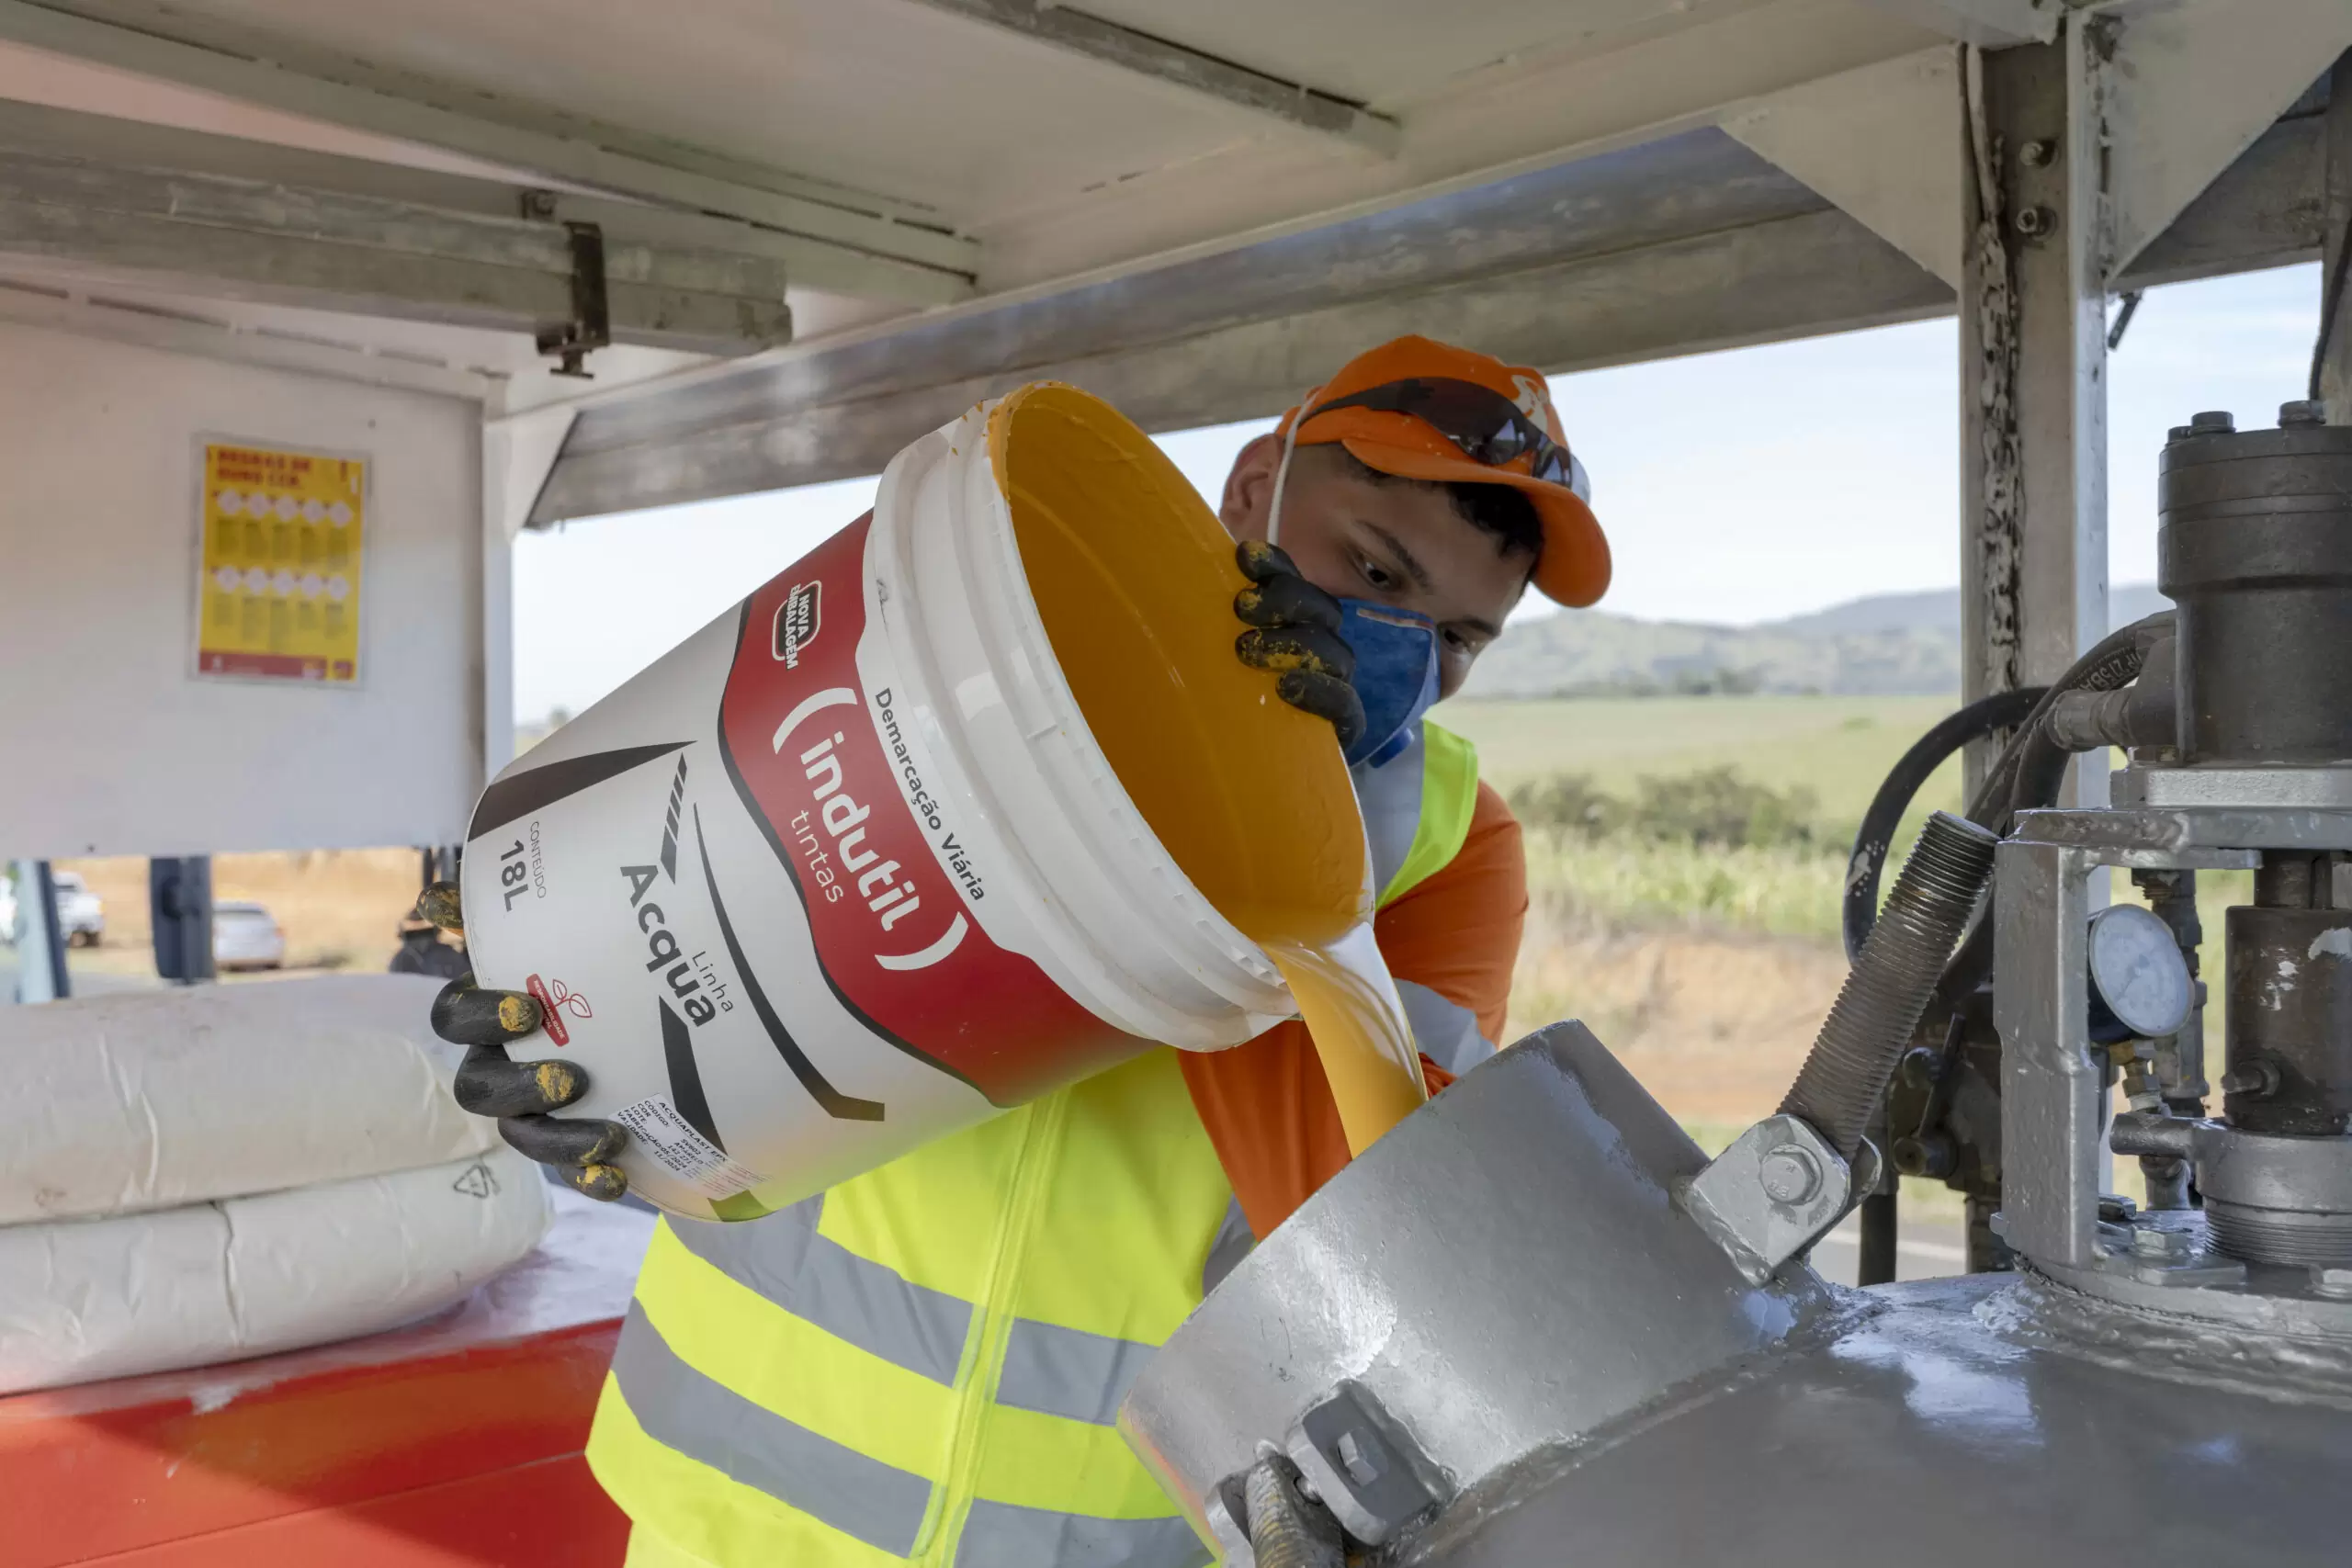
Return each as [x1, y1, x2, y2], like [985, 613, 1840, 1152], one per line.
[1276, 334, 1609, 607]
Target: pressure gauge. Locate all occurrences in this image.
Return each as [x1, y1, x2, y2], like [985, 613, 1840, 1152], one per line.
[2086, 903, 2194, 1043]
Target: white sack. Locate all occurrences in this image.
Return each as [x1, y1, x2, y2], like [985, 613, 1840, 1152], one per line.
[0, 975, 495, 1224]
[0, 1145, 549, 1393]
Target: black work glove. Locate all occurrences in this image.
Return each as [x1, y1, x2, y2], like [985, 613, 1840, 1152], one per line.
[1232, 541, 1365, 753]
[417, 880, 630, 1201]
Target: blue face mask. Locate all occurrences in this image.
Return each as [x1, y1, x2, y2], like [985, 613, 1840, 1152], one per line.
[1338, 599, 1441, 769]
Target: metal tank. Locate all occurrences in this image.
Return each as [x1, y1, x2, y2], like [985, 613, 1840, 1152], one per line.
[1118, 405, 2352, 1566]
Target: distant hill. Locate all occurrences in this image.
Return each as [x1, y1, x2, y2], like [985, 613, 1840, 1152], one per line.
[1460, 583, 2169, 700]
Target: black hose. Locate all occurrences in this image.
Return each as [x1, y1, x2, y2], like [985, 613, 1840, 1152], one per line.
[1780, 613, 2176, 1184]
[1932, 612, 2173, 1003]
[1783, 811, 2000, 1161]
[1844, 686, 2044, 964]
[1963, 613, 2170, 832]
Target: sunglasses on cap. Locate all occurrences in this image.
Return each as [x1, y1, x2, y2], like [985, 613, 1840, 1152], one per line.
[1303, 377, 1581, 491]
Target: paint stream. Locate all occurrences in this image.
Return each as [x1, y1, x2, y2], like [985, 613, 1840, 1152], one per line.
[998, 392, 1427, 1155]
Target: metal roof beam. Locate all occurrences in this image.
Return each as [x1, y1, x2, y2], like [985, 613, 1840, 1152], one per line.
[0, 0, 977, 305]
[0, 277, 494, 398]
[1860, 0, 2057, 48]
[526, 83, 2330, 525]
[904, 0, 1399, 156]
[0, 98, 793, 356]
[535, 203, 1949, 522]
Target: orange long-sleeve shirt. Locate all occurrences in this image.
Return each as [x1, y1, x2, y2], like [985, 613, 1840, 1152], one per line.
[1179, 780, 1528, 1238]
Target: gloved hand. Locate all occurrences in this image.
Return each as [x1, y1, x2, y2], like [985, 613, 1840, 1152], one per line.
[416, 881, 631, 1200]
[1232, 540, 1366, 752]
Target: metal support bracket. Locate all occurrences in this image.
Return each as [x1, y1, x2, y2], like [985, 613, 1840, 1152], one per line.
[1679, 1115, 1871, 1286]
[2099, 0, 2352, 282]
[537, 220, 611, 379]
[1722, 47, 1967, 288]
[1199, 1383, 1444, 1563]
[1283, 1382, 1445, 1548]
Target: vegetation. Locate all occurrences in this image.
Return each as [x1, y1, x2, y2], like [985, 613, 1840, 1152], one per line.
[1440, 694, 1928, 942]
[1444, 694, 2248, 944]
[1508, 765, 1834, 854]
[1504, 765, 1849, 941]
[1522, 833, 1849, 942]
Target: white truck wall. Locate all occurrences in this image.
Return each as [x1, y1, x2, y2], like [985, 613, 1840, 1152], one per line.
[0, 317, 482, 856]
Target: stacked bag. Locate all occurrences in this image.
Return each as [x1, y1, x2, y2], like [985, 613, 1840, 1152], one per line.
[0, 975, 549, 1393]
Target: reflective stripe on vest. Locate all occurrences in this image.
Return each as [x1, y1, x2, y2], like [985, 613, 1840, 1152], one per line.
[1366, 720, 1478, 906]
[592, 724, 1487, 1567]
[593, 1050, 1221, 1566]
[611, 1301, 934, 1556]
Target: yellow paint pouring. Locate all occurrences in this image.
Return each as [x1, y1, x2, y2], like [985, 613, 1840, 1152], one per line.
[991, 385, 1426, 1154]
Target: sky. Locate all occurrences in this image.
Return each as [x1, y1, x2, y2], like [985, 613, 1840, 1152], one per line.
[513, 262, 2324, 725]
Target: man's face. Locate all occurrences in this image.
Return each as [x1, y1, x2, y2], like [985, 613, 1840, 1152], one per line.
[1220, 434, 1532, 699]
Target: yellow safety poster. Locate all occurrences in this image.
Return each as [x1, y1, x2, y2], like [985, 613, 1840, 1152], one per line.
[196, 442, 366, 683]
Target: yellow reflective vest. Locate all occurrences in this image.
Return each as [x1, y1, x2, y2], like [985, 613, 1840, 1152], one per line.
[589, 724, 1482, 1567]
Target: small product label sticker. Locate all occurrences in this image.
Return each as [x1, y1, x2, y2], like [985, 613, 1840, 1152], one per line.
[613, 1096, 769, 1200]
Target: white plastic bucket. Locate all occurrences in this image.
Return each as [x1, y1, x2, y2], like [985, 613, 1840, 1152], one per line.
[462, 387, 1306, 1219]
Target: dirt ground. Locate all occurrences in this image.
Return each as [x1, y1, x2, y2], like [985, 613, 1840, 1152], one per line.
[1508, 901, 1849, 1131]
[55, 848, 432, 975]
[48, 847, 1839, 1134]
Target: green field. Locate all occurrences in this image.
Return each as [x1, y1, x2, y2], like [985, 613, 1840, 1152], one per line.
[1432, 693, 2247, 942]
[1430, 693, 1966, 822]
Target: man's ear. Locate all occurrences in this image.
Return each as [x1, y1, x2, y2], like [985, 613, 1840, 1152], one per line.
[1219, 432, 1286, 540]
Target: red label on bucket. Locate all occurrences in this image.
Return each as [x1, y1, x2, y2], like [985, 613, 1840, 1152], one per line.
[717, 517, 1145, 1106]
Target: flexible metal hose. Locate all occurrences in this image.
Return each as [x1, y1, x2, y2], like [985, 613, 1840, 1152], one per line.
[1782, 811, 1999, 1159]
[1244, 1459, 1345, 1568]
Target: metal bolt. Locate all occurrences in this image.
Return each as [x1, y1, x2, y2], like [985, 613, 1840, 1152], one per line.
[2098, 1193, 2139, 1224]
[2188, 410, 2236, 434]
[2220, 1061, 2281, 1099]
[1897, 1045, 1943, 1090]
[2310, 1266, 2352, 1301]
[1891, 1133, 1954, 1180]
[2280, 400, 2329, 428]
[520, 187, 560, 220]
[1334, 1428, 1385, 1487]
[2013, 205, 2053, 238]
[2132, 1225, 2193, 1260]
[1758, 1145, 1823, 1205]
[2019, 139, 2055, 167]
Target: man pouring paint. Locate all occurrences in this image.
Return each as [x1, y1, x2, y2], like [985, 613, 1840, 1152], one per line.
[423, 334, 1609, 1566]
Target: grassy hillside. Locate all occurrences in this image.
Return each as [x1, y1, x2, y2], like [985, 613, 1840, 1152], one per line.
[1458, 615, 1960, 699]
[1461, 583, 2171, 701]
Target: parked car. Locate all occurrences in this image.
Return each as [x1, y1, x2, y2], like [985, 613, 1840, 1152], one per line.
[212, 900, 287, 971]
[54, 873, 104, 946]
[0, 871, 104, 946]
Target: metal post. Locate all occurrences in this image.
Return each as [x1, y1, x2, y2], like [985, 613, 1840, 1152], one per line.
[478, 404, 572, 794]
[478, 418, 514, 790]
[1993, 838, 2102, 1270]
[1954, 27, 2114, 1270]
[10, 858, 70, 1002]
[2323, 52, 2352, 424]
[1959, 30, 2111, 802]
[149, 855, 216, 984]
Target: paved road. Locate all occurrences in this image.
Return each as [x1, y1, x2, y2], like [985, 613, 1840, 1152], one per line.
[0, 949, 161, 1001]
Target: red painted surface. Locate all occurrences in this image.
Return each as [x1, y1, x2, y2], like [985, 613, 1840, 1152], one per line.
[719, 515, 1146, 1107]
[1, 1195, 649, 1568]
